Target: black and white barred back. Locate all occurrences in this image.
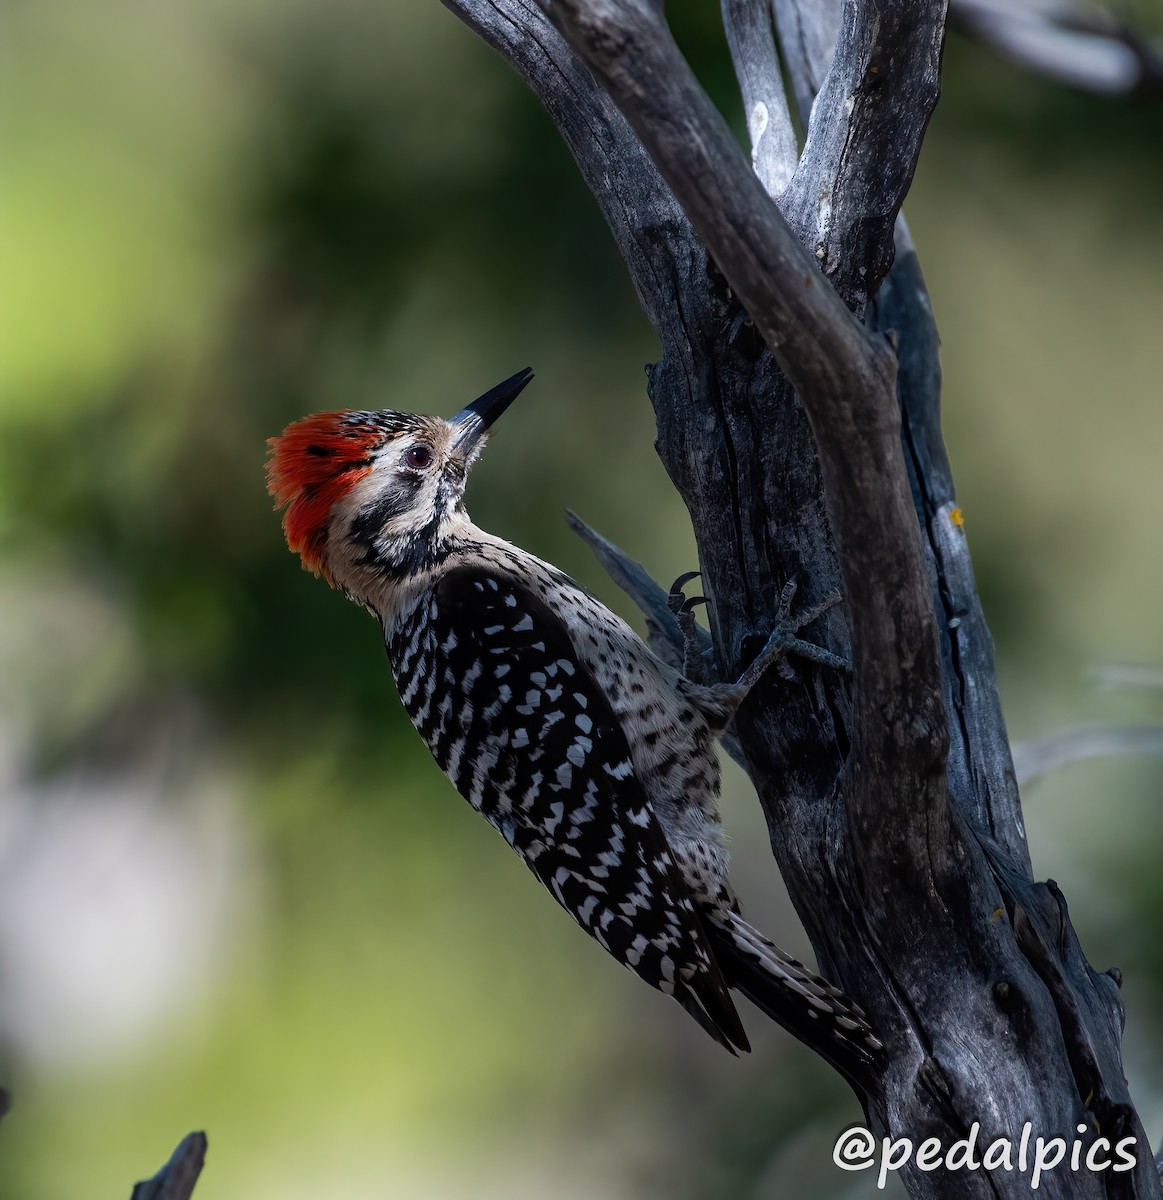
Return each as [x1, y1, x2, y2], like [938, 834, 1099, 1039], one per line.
[388, 563, 748, 1051]
[386, 553, 883, 1072]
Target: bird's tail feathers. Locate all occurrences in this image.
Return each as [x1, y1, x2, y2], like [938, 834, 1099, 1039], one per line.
[708, 910, 883, 1082]
[676, 976, 751, 1056]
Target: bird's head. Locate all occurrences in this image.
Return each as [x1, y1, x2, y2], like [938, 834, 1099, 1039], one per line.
[267, 367, 533, 595]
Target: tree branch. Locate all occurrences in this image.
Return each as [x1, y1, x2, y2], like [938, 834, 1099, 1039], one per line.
[720, 0, 799, 197]
[130, 1133, 206, 1200]
[778, 0, 946, 312]
[951, 0, 1163, 99]
[1013, 722, 1163, 786]
[771, 0, 842, 127]
[1092, 663, 1163, 695]
[539, 0, 886, 396]
[871, 216, 1031, 870]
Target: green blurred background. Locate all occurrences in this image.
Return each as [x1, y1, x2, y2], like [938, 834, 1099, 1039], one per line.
[1, 2, 1161, 1196]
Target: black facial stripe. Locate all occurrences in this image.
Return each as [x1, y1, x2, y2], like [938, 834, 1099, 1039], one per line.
[349, 476, 423, 544]
[364, 523, 449, 580]
[354, 513, 452, 580]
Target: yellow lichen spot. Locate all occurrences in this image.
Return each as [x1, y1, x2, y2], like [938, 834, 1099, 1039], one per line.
[990, 907, 1005, 923]
[950, 507, 965, 528]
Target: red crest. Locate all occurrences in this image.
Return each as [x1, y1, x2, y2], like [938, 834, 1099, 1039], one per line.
[267, 412, 390, 580]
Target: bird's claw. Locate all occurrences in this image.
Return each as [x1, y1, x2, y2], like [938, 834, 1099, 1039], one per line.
[667, 571, 704, 615]
[667, 570, 719, 685]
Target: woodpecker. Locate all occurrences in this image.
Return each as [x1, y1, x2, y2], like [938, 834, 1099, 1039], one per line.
[267, 368, 882, 1076]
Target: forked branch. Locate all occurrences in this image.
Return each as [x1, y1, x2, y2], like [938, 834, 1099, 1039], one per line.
[539, 0, 952, 867]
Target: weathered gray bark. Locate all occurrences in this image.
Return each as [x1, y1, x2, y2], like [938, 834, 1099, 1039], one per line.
[441, 0, 1159, 1195]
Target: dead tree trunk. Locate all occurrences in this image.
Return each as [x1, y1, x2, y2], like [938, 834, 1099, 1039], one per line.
[441, 0, 1160, 1196]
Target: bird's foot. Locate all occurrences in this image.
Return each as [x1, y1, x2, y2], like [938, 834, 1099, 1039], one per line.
[667, 571, 720, 686]
[735, 578, 850, 694]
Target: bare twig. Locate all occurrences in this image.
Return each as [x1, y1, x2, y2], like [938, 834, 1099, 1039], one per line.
[951, 0, 1163, 98]
[566, 510, 749, 770]
[131, 1133, 206, 1200]
[1013, 723, 1163, 786]
[565, 509, 688, 671]
[1091, 663, 1163, 695]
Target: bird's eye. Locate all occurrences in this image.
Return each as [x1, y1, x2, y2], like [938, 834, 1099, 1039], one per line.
[405, 445, 433, 470]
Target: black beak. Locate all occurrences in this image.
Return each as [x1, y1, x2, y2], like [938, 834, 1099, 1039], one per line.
[450, 367, 534, 455]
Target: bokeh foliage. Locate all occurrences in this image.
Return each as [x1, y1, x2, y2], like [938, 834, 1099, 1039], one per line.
[1, 2, 1161, 1196]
